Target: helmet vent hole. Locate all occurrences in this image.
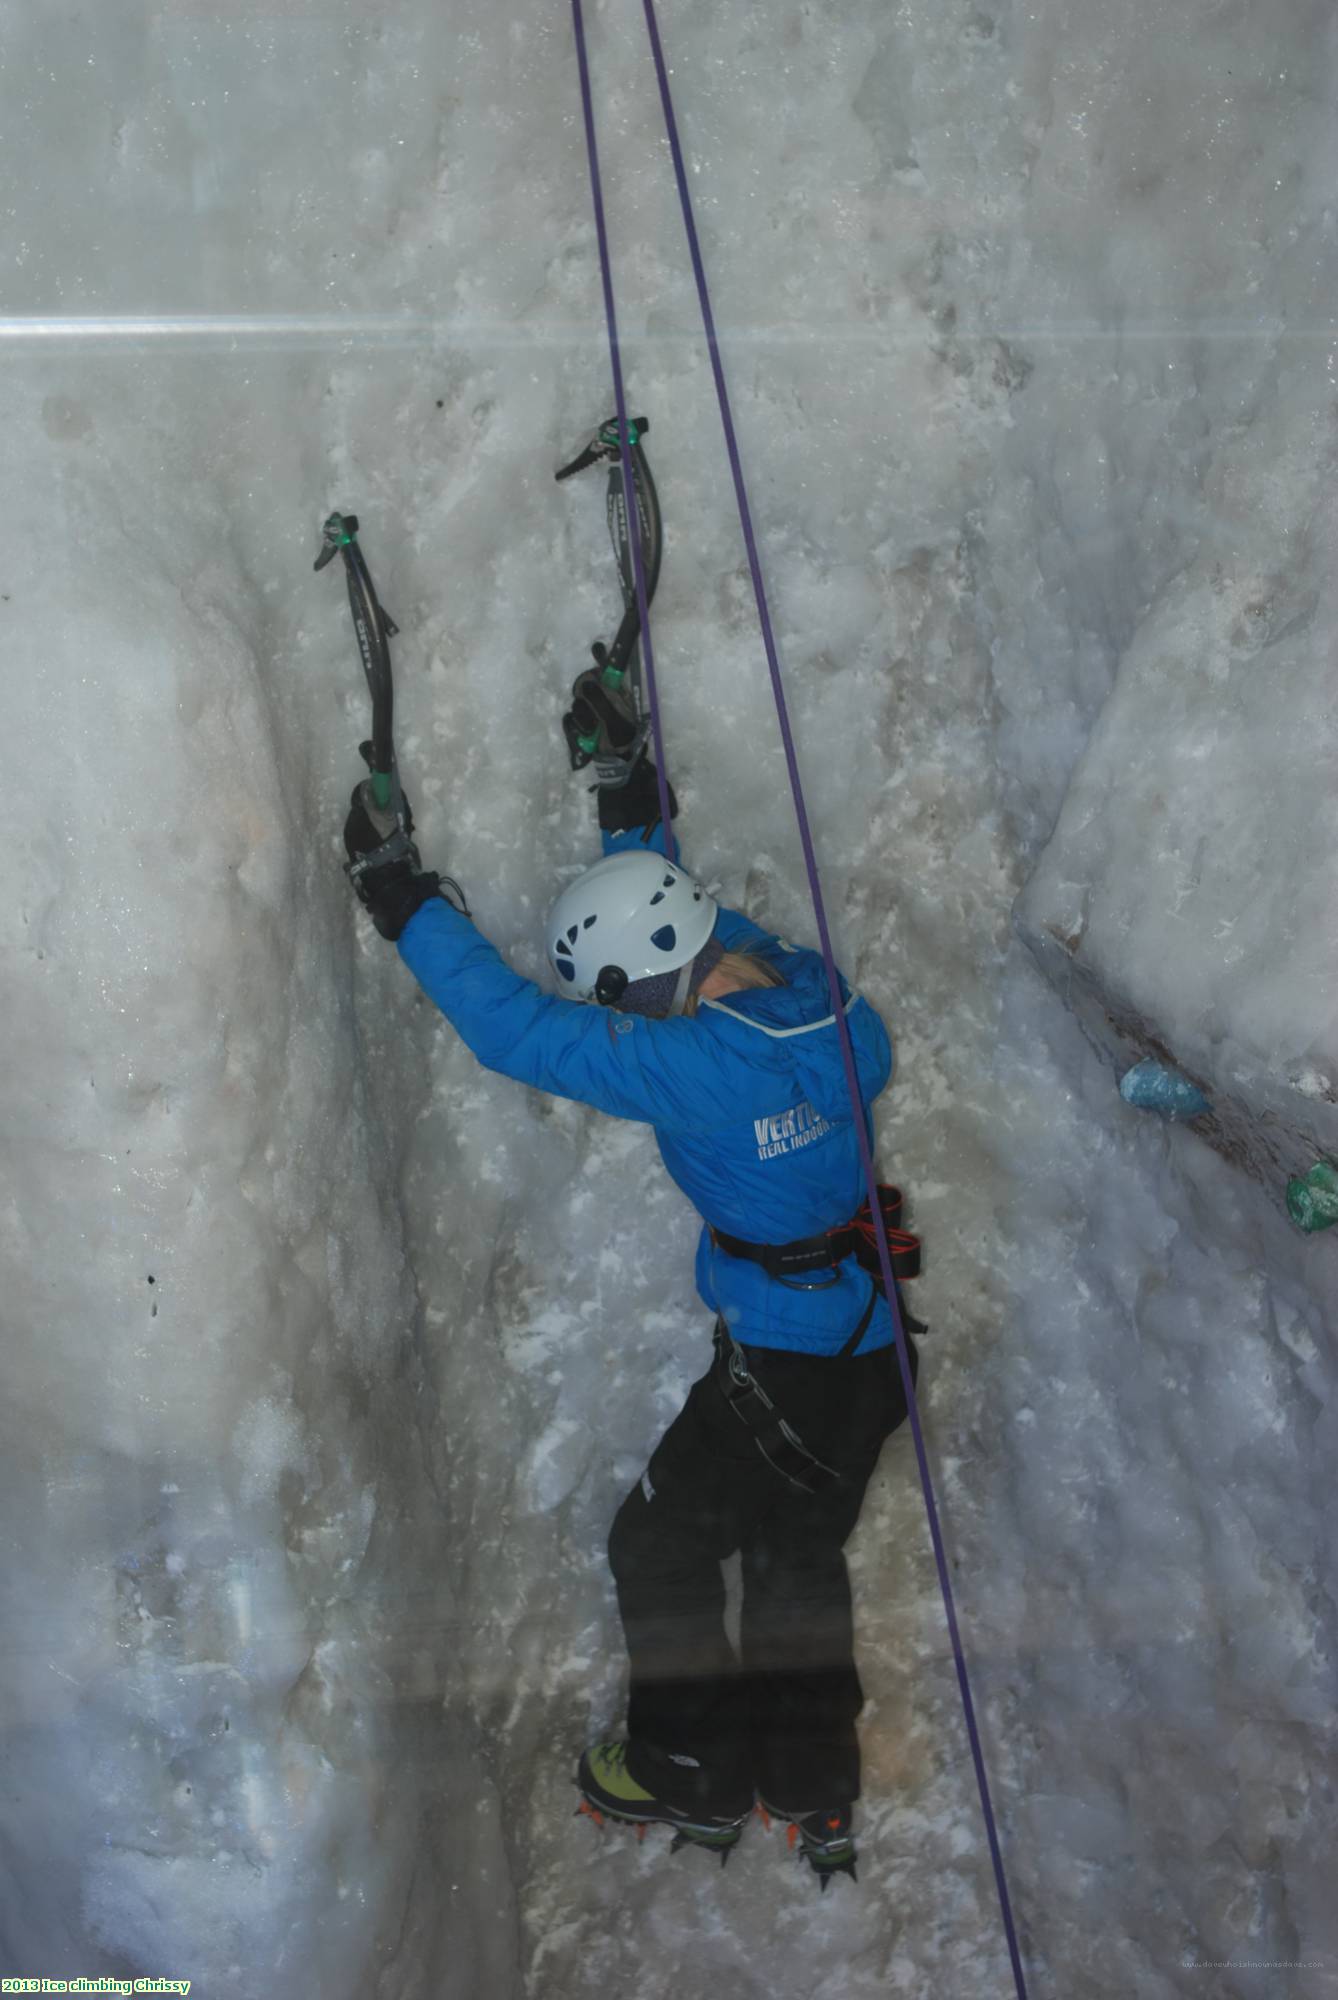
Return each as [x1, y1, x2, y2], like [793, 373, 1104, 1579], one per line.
[649, 890, 665, 906]
[557, 960, 576, 982]
[662, 876, 675, 889]
[555, 938, 572, 958]
[566, 925, 579, 944]
[583, 914, 597, 928]
[651, 925, 677, 953]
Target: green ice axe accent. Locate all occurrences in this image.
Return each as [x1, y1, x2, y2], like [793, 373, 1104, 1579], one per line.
[314, 510, 357, 569]
[590, 641, 627, 692]
[572, 643, 629, 754]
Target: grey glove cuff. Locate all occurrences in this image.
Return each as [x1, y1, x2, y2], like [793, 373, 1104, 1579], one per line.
[587, 719, 650, 789]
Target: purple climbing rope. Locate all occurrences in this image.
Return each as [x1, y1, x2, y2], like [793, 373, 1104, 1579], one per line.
[571, 3, 1029, 1992]
[570, 0, 675, 847]
[638, 10, 1032, 1990]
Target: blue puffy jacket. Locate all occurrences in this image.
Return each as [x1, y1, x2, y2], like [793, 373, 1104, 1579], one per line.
[398, 819, 896, 1356]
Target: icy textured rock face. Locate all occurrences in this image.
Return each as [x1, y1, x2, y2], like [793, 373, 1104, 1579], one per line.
[1, 472, 521, 1994]
[1014, 522, 1338, 1206]
[994, 0, 1338, 1212]
[3, 0, 1337, 1994]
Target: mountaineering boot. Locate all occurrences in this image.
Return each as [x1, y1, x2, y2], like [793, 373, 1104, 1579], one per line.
[575, 1743, 749, 1862]
[756, 1798, 858, 1888]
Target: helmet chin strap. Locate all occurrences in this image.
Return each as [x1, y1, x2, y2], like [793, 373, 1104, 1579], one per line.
[667, 958, 696, 1018]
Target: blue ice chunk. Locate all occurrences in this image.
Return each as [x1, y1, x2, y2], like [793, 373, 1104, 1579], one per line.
[1118, 1060, 1210, 1120]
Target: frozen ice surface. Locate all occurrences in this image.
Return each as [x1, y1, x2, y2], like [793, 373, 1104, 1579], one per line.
[1016, 478, 1338, 1194]
[1, 0, 1335, 1997]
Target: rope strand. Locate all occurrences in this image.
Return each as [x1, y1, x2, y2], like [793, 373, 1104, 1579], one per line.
[635, 10, 1031, 1989]
[571, 5, 1029, 1988]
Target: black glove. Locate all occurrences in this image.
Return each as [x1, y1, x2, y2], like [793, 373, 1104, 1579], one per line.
[596, 751, 678, 835]
[342, 747, 461, 942]
[563, 662, 646, 783]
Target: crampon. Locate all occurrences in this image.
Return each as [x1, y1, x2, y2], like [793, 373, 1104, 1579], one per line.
[756, 1799, 858, 1889]
[574, 1742, 748, 1867]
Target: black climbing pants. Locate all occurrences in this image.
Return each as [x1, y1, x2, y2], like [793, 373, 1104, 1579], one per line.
[607, 1324, 919, 1819]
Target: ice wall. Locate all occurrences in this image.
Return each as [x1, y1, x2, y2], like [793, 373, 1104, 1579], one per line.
[1, 454, 520, 1993]
[1014, 519, 1338, 1199]
[998, 0, 1338, 1213]
[2, 0, 1336, 1995]
[969, 1, 1338, 1985]
[0, 0, 537, 1979]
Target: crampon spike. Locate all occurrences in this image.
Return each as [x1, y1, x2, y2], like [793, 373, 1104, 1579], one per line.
[816, 1858, 858, 1891]
[668, 1827, 741, 1859]
[755, 1803, 772, 1831]
[575, 1799, 605, 1829]
[635, 1822, 647, 1844]
[787, 1823, 799, 1850]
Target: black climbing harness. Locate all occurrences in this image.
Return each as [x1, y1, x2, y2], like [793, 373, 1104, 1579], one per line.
[709, 1189, 926, 1492]
[711, 1323, 845, 1496]
[708, 1184, 927, 1490]
[710, 1185, 924, 1302]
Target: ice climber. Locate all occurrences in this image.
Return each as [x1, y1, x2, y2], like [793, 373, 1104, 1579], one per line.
[342, 668, 921, 1885]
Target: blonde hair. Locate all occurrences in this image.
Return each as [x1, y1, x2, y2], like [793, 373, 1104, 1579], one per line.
[682, 946, 786, 1018]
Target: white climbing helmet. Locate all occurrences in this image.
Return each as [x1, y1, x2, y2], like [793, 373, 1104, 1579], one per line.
[547, 850, 718, 1007]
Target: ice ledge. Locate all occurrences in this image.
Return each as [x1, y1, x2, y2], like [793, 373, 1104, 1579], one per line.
[1012, 551, 1338, 1219]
